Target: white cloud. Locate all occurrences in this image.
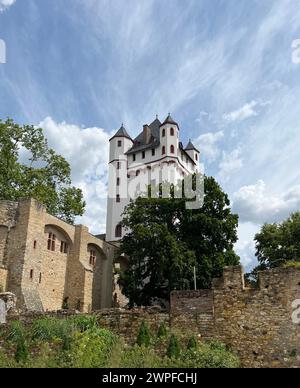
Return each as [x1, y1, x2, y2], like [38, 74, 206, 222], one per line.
[0, 0, 16, 12]
[291, 39, 300, 65]
[194, 131, 224, 164]
[232, 180, 300, 224]
[223, 101, 259, 123]
[234, 222, 262, 270]
[218, 148, 243, 182]
[38, 117, 111, 234]
[235, 239, 256, 269]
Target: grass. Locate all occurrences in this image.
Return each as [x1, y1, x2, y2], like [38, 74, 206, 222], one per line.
[0, 316, 240, 369]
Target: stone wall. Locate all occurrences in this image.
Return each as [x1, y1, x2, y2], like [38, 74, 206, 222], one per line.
[171, 266, 300, 368]
[0, 266, 8, 292]
[2, 265, 300, 368]
[6, 308, 169, 345]
[0, 199, 116, 313]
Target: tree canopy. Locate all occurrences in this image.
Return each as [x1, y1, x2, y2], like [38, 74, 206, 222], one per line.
[0, 118, 85, 224]
[251, 212, 300, 274]
[119, 176, 240, 306]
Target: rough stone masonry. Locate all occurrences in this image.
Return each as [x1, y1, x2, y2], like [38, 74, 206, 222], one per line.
[2, 265, 300, 368]
[171, 265, 300, 368]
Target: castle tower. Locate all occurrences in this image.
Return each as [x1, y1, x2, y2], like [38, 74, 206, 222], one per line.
[106, 125, 133, 242]
[159, 114, 180, 183]
[185, 139, 200, 172]
[106, 116, 200, 243]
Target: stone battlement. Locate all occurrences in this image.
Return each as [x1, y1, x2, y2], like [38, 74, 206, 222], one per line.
[171, 265, 300, 368]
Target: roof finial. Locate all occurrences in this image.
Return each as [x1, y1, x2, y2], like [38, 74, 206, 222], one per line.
[156, 114, 158, 119]
[168, 112, 171, 116]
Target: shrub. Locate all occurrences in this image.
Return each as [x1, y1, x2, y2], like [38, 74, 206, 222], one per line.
[31, 317, 73, 350]
[157, 322, 168, 338]
[136, 321, 151, 347]
[119, 345, 162, 368]
[0, 351, 17, 368]
[71, 315, 98, 332]
[8, 321, 29, 364]
[68, 328, 117, 368]
[283, 261, 300, 268]
[167, 334, 180, 359]
[175, 341, 240, 368]
[187, 336, 197, 350]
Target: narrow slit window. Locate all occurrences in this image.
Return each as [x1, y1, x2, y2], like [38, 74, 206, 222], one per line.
[115, 224, 122, 238]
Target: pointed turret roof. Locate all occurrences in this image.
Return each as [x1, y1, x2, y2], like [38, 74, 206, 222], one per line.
[185, 139, 200, 153]
[160, 113, 179, 127]
[109, 124, 133, 142]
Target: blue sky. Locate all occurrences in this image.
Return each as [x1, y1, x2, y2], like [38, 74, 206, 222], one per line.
[1, 0, 300, 270]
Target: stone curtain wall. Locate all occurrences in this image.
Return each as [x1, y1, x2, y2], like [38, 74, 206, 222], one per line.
[3, 265, 300, 368]
[170, 290, 215, 338]
[171, 266, 300, 368]
[6, 308, 170, 345]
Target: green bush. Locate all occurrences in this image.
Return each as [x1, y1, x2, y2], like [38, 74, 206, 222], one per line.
[187, 336, 197, 350]
[0, 316, 241, 369]
[71, 315, 98, 332]
[167, 334, 180, 359]
[119, 345, 162, 368]
[157, 322, 168, 338]
[136, 321, 151, 347]
[31, 317, 73, 350]
[7, 321, 29, 364]
[68, 328, 118, 368]
[174, 341, 240, 368]
[283, 261, 300, 268]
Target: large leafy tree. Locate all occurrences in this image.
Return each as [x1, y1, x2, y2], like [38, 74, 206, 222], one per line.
[0, 118, 85, 223]
[119, 176, 239, 306]
[252, 212, 300, 273]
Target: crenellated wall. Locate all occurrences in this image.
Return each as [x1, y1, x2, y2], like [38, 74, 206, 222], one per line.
[171, 265, 300, 368]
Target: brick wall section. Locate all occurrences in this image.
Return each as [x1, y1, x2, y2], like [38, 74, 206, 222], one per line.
[170, 290, 215, 337]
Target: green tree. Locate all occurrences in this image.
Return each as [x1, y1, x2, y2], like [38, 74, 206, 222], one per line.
[119, 176, 239, 306]
[0, 118, 85, 223]
[167, 334, 180, 359]
[136, 322, 151, 347]
[252, 212, 300, 274]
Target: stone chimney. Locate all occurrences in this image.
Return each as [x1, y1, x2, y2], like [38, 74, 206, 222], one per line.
[143, 125, 151, 144]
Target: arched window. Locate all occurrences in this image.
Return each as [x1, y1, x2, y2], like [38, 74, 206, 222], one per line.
[162, 128, 165, 137]
[170, 145, 175, 154]
[115, 224, 122, 238]
[162, 146, 166, 155]
[136, 170, 140, 176]
[195, 153, 198, 161]
[170, 127, 174, 136]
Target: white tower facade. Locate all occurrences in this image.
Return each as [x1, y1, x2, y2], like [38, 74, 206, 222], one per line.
[106, 115, 200, 242]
